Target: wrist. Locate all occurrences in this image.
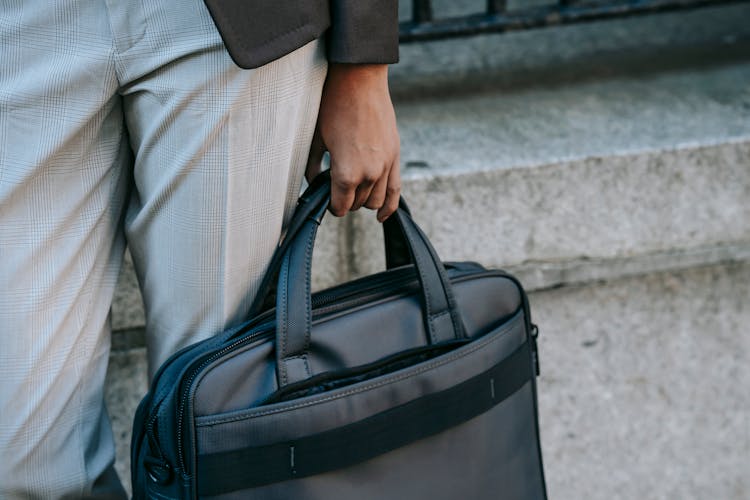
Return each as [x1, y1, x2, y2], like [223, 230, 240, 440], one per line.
[326, 63, 388, 85]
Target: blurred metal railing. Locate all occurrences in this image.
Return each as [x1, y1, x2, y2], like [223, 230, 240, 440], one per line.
[399, 0, 748, 42]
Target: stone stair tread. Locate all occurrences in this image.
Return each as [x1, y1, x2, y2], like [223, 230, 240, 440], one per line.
[395, 59, 750, 174]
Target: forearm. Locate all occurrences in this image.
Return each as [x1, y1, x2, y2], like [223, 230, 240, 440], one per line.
[306, 62, 401, 221]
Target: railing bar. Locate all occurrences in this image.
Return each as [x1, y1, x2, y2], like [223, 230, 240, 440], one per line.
[400, 0, 748, 42]
[412, 0, 433, 24]
[487, 0, 508, 15]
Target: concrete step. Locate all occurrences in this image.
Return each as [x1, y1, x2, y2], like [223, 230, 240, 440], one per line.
[533, 260, 750, 500]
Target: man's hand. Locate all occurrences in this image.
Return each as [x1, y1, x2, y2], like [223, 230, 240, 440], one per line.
[306, 63, 400, 222]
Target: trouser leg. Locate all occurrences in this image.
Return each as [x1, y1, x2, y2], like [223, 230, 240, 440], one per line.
[0, 2, 129, 498]
[117, 0, 327, 376]
[0, 1, 326, 497]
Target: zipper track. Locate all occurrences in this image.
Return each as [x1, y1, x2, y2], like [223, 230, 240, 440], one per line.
[223, 267, 421, 343]
[174, 327, 272, 476]
[311, 268, 415, 307]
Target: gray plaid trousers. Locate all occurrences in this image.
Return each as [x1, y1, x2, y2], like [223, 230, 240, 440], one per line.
[0, 0, 327, 497]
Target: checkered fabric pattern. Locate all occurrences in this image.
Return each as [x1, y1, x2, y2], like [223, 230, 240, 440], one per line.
[0, 0, 327, 497]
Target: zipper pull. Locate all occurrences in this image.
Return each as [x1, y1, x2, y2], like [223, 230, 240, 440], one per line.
[530, 323, 540, 376]
[145, 455, 172, 485]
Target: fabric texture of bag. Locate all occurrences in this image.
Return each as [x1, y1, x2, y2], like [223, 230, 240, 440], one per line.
[131, 171, 548, 499]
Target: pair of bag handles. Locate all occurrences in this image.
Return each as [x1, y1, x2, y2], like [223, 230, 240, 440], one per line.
[247, 171, 467, 387]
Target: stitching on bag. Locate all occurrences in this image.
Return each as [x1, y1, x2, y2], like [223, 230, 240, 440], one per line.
[198, 311, 524, 426]
[284, 354, 311, 381]
[430, 310, 451, 323]
[429, 311, 450, 344]
[303, 225, 315, 379]
[403, 218, 435, 342]
[278, 256, 289, 386]
[416, 223, 463, 338]
[279, 224, 316, 387]
[304, 355, 311, 376]
[286, 354, 311, 370]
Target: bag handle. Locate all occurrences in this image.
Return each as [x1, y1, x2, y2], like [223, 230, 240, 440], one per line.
[240, 171, 335, 322]
[241, 172, 411, 325]
[383, 199, 413, 270]
[272, 172, 466, 387]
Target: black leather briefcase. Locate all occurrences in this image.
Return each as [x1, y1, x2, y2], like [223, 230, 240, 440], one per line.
[131, 172, 547, 499]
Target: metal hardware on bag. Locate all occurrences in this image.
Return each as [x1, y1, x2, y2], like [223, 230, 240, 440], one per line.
[531, 323, 540, 376]
[144, 455, 172, 485]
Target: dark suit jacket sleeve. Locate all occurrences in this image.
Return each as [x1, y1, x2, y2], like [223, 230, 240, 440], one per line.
[202, 0, 399, 69]
[327, 0, 399, 64]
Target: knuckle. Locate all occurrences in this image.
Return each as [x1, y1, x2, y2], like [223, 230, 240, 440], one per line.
[363, 175, 378, 186]
[335, 177, 357, 190]
[331, 206, 347, 217]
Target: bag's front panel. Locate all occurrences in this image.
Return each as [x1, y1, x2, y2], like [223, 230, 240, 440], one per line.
[195, 310, 525, 451]
[202, 383, 543, 500]
[193, 311, 537, 498]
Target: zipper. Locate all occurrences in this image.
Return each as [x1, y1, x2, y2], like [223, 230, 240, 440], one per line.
[261, 338, 470, 405]
[175, 326, 273, 477]
[311, 267, 417, 308]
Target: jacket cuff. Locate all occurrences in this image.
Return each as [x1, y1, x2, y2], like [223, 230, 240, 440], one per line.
[327, 0, 400, 64]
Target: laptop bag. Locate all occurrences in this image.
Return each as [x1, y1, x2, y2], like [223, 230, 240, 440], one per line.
[131, 172, 548, 499]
